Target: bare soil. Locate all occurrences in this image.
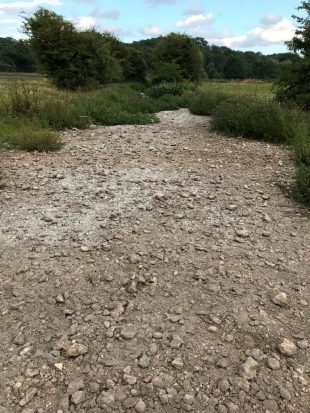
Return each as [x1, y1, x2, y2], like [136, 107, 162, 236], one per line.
[0, 109, 309, 413]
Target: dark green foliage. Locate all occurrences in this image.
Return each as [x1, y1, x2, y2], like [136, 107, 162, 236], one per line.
[187, 90, 229, 116]
[292, 166, 310, 205]
[223, 55, 245, 79]
[0, 37, 36, 72]
[23, 8, 121, 90]
[292, 121, 310, 166]
[122, 47, 148, 82]
[210, 96, 297, 143]
[276, 1, 310, 109]
[152, 33, 204, 83]
[149, 81, 197, 98]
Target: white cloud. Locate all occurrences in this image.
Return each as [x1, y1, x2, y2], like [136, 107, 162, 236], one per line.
[145, 0, 177, 7]
[141, 24, 166, 36]
[176, 13, 213, 28]
[0, 0, 62, 12]
[214, 17, 295, 48]
[103, 26, 132, 38]
[75, 16, 96, 30]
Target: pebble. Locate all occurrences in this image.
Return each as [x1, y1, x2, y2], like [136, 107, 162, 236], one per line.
[267, 357, 280, 370]
[278, 339, 297, 356]
[66, 343, 88, 357]
[272, 292, 288, 307]
[135, 399, 147, 412]
[239, 357, 258, 379]
[171, 356, 184, 369]
[120, 325, 138, 340]
[71, 390, 85, 405]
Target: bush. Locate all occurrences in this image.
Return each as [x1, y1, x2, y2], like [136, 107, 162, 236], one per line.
[0, 118, 61, 151]
[149, 81, 197, 98]
[210, 96, 297, 143]
[292, 165, 310, 205]
[293, 121, 310, 166]
[187, 90, 229, 116]
[23, 9, 122, 90]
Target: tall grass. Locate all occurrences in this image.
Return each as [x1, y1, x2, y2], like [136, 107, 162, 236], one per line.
[186, 87, 310, 206]
[0, 82, 182, 151]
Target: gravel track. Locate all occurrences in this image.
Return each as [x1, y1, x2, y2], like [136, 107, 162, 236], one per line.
[0, 109, 309, 413]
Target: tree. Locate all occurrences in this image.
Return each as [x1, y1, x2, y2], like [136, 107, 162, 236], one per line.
[223, 55, 245, 79]
[23, 8, 121, 89]
[276, 1, 310, 109]
[0, 37, 36, 72]
[152, 33, 204, 82]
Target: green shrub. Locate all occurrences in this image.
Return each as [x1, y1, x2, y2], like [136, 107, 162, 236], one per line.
[293, 121, 310, 166]
[0, 118, 62, 151]
[292, 165, 310, 205]
[211, 96, 296, 143]
[0, 82, 40, 116]
[150, 81, 197, 98]
[187, 90, 229, 116]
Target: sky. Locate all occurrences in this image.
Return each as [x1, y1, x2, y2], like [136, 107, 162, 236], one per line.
[0, 0, 302, 54]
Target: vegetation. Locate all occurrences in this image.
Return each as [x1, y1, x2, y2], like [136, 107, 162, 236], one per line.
[0, 4, 308, 206]
[276, 1, 310, 109]
[151, 33, 204, 82]
[0, 81, 185, 151]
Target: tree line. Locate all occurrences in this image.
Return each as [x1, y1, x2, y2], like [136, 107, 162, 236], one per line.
[0, 2, 308, 108]
[0, 11, 296, 82]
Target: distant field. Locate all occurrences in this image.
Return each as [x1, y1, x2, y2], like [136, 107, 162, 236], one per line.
[201, 81, 274, 98]
[0, 72, 45, 81]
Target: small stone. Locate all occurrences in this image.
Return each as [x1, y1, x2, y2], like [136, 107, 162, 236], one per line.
[208, 325, 218, 332]
[54, 363, 63, 371]
[98, 391, 115, 408]
[135, 399, 147, 412]
[139, 354, 150, 368]
[239, 357, 257, 379]
[19, 388, 37, 407]
[235, 229, 249, 238]
[123, 374, 137, 385]
[71, 391, 85, 405]
[129, 254, 141, 264]
[267, 357, 280, 370]
[170, 335, 184, 348]
[272, 292, 288, 307]
[66, 343, 88, 357]
[263, 399, 278, 411]
[80, 246, 90, 252]
[183, 394, 194, 405]
[102, 242, 112, 252]
[25, 368, 39, 378]
[171, 356, 184, 369]
[280, 388, 291, 400]
[56, 293, 65, 303]
[120, 325, 137, 340]
[218, 378, 230, 392]
[278, 339, 297, 356]
[158, 390, 169, 404]
[67, 378, 84, 395]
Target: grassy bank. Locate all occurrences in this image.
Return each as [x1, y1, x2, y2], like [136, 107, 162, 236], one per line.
[0, 81, 182, 151]
[186, 86, 309, 206]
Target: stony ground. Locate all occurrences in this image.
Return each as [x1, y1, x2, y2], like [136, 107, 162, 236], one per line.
[0, 109, 309, 413]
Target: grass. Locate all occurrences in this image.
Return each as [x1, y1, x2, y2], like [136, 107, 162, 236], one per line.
[0, 72, 45, 80]
[200, 80, 274, 99]
[186, 83, 309, 206]
[0, 81, 182, 152]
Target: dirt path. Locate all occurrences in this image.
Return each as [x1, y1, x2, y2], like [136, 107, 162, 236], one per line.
[0, 109, 309, 413]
